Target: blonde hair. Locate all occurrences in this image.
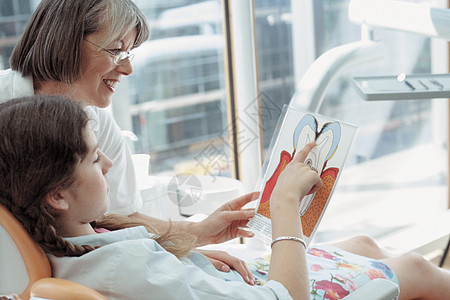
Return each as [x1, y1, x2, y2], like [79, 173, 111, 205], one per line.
[0, 96, 194, 259]
[10, 0, 150, 84]
[95, 214, 195, 258]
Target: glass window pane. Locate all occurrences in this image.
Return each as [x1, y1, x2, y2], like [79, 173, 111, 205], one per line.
[0, 1, 34, 69]
[254, 1, 295, 148]
[0, 0, 15, 16]
[112, 0, 232, 178]
[254, 0, 448, 244]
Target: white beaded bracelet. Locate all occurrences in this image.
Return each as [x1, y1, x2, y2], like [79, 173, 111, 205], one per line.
[271, 236, 307, 249]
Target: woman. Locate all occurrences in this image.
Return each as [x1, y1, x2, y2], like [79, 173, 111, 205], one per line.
[1, 0, 146, 215]
[0, 0, 257, 276]
[1, 95, 449, 299]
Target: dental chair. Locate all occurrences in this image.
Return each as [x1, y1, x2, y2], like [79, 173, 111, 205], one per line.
[0, 204, 108, 300]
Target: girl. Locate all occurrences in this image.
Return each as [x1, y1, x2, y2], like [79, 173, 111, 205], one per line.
[0, 95, 449, 299]
[1, 0, 260, 272]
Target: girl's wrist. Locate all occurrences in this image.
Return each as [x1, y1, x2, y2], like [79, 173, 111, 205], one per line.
[270, 193, 299, 209]
[271, 209, 302, 236]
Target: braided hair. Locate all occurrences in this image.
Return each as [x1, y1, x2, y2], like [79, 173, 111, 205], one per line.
[0, 96, 195, 258]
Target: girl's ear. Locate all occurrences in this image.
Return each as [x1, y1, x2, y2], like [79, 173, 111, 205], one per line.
[45, 190, 69, 211]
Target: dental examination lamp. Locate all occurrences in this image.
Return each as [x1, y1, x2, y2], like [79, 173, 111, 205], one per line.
[290, 0, 450, 113]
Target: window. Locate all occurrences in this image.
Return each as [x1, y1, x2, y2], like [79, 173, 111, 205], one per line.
[112, 0, 232, 177]
[1, 1, 447, 246]
[0, 0, 35, 69]
[253, 0, 448, 245]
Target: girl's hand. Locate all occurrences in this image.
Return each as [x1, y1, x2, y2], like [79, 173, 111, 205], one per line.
[271, 141, 323, 205]
[194, 249, 255, 285]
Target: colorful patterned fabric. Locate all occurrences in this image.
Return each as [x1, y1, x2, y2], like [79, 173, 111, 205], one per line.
[247, 245, 399, 300]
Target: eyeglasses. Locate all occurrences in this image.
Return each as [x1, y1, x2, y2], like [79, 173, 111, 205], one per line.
[84, 39, 135, 65]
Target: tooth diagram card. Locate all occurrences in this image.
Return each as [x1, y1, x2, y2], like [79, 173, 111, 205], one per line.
[247, 105, 357, 246]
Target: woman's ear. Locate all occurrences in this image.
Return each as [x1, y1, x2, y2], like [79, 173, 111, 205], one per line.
[45, 190, 69, 211]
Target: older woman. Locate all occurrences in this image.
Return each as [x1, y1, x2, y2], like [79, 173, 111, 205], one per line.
[1, 0, 148, 214]
[0, 0, 256, 279]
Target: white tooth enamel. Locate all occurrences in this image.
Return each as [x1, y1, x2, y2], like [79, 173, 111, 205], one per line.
[104, 80, 116, 88]
[294, 114, 317, 149]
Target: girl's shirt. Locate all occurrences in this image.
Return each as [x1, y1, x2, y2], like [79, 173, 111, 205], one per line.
[48, 226, 291, 300]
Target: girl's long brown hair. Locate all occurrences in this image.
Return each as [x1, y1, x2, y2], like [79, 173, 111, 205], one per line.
[0, 96, 194, 258]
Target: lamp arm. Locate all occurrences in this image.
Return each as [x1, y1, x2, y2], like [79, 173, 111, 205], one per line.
[289, 40, 385, 113]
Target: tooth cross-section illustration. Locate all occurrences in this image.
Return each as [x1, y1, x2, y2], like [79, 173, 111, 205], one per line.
[295, 118, 341, 216]
[257, 114, 341, 237]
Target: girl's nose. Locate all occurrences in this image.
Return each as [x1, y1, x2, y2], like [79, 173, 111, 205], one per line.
[100, 150, 114, 174]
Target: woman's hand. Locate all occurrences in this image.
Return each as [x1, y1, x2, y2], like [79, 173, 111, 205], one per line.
[187, 192, 259, 247]
[194, 249, 255, 285]
[271, 141, 323, 206]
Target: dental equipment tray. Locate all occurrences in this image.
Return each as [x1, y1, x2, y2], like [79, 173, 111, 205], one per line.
[352, 73, 450, 101]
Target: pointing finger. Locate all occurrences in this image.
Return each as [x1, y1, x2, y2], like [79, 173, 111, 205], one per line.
[293, 141, 316, 163]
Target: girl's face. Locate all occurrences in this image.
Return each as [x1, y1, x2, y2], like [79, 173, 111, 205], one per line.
[70, 28, 137, 108]
[63, 127, 113, 230]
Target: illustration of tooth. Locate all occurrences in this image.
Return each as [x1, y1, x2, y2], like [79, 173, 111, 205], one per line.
[295, 119, 341, 216]
[256, 114, 341, 222]
[293, 114, 317, 150]
[320, 122, 341, 162]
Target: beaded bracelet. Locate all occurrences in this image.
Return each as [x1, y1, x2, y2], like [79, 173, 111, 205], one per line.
[271, 236, 307, 249]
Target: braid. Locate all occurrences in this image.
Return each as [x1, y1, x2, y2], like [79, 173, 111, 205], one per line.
[2, 194, 93, 257]
[37, 216, 95, 257]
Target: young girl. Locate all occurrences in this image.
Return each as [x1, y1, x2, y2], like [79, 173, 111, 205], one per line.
[1, 0, 265, 273]
[0, 95, 449, 299]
